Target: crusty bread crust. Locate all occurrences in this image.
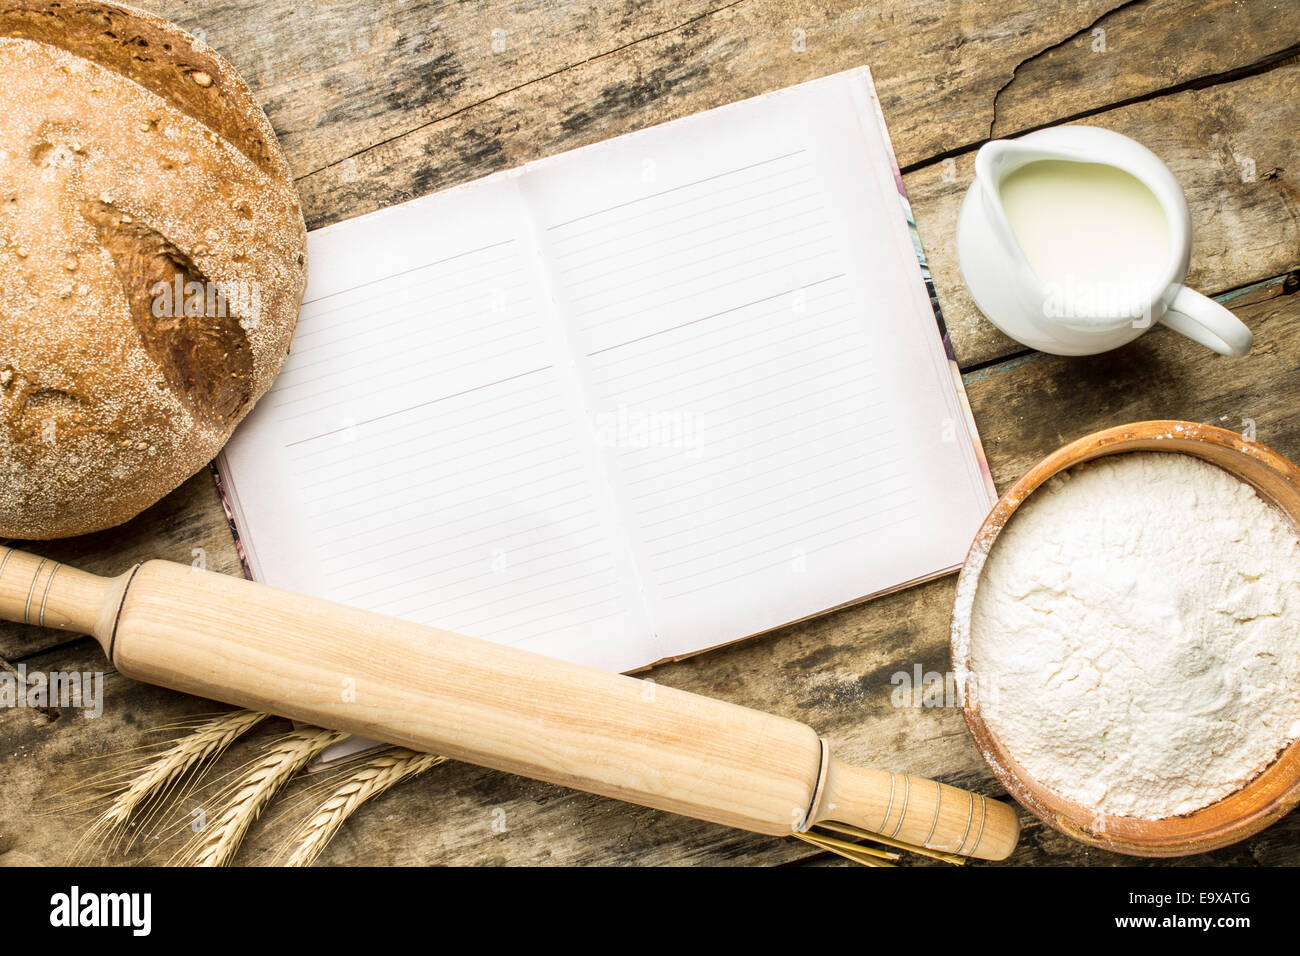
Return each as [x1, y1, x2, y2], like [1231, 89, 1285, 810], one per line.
[0, 2, 306, 539]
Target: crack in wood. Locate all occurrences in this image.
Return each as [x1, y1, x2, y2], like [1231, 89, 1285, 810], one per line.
[7, 632, 101, 667]
[987, 0, 1152, 141]
[988, 39, 1300, 148]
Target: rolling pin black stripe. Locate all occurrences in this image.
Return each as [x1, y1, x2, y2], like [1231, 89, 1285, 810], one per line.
[107, 564, 144, 662]
[799, 738, 830, 832]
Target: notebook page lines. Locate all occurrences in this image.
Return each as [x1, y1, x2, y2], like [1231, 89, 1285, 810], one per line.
[536, 140, 919, 616]
[547, 148, 836, 355]
[269, 238, 545, 438]
[583, 281, 919, 603]
[282, 365, 631, 647]
[258, 233, 636, 651]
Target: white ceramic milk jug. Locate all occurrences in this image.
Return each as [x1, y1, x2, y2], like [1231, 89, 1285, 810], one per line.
[957, 126, 1252, 357]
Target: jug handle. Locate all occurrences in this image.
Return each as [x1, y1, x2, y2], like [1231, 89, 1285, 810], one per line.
[1159, 286, 1253, 358]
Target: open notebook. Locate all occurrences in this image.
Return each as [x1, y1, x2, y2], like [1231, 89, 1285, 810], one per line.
[216, 66, 996, 674]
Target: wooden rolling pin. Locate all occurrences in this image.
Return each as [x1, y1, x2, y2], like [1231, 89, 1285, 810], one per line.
[0, 547, 1018, 859]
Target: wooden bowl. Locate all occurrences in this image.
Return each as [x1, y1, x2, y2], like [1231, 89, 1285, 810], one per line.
[950, 420, 1300, 856]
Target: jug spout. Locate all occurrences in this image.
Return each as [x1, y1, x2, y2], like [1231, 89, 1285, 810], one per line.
[973, 138, 1048, 195]
[971, 139, 1042, 268]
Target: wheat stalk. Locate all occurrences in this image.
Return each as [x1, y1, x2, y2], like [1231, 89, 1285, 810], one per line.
[282, 748, 446, 867]
[76, 709, 268, 859]
[179, 727, 347, 866]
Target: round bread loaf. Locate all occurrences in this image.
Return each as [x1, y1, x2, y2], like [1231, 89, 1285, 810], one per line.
[0, 1, 306, 539]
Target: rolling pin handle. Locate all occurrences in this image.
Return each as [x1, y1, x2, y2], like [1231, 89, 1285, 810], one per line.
[0, 545, 135, 652]
[811, 754, 1021, 861]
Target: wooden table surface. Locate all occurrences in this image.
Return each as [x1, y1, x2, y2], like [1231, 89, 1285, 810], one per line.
[3, 0, 1299, 867]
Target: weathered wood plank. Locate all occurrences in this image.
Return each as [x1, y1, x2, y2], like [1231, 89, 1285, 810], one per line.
[141, 0, 730, 180]
[284, 2, 1299, 232]
[969, 274, 1300, 489]
[3, 276, 1295, 865]
[133, 0, 1245, 184]
[987, 0, 1300, 138]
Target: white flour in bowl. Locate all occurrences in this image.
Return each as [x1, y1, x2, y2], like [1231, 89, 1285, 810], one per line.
[968, 451, 1300, 819]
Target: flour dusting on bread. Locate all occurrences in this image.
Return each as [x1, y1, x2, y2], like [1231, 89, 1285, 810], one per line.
[0, 3, 305, 539]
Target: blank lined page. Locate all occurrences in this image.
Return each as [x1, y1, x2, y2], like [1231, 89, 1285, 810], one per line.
[218, 179, 654, 670]
[519, 68, 994, 657]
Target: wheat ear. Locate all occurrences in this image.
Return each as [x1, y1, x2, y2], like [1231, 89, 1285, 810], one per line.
[180, 727, 347, 866]
[77, 709, 268, 858]
[283, 749, 446, 867]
